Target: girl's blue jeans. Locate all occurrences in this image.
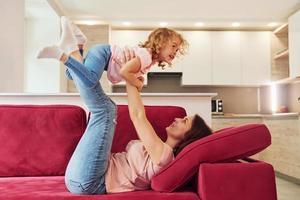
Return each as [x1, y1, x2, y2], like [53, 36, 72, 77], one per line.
[64, 44, 116, 195]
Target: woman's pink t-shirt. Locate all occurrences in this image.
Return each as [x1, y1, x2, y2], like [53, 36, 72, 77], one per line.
[105, 140, 174, 193]
[107, 45, 153, 84]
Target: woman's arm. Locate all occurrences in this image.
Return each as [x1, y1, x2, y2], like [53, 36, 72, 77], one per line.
[126, 82, 165, 164]
[120, 58, 143, 91]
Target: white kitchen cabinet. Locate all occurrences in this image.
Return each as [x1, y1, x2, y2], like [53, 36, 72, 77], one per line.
[211, 32, 241, 85]
[110, 30, 272, 86]
[181, 31, 212, 85]
[110, 30, 149, 47]
[240, 32, 271, 85]
[289, 9, 300, 78]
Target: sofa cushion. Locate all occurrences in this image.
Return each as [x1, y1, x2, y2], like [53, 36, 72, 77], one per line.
[151, 124, 271, 192]
[112, 105, 187, 153]
[0, 176, 199, 200]
[0, 105, 86, 177]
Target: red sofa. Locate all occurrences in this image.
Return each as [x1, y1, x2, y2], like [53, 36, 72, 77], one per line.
[0, 105, 277, 200]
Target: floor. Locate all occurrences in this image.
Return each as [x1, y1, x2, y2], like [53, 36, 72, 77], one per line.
[276, 177, 300, 200]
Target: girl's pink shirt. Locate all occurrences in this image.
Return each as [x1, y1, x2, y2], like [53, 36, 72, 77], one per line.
[107, 45, 153, 84]
[105, 140, 174, 193]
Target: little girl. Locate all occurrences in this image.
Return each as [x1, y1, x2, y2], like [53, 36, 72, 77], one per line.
[37, 17, 188, 91]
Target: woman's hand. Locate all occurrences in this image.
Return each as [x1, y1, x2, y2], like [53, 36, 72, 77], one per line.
[114, 46, 136, 65]
[123, 46, 136, 62]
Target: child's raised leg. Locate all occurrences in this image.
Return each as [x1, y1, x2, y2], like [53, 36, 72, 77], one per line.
[61, 44, 110, 89]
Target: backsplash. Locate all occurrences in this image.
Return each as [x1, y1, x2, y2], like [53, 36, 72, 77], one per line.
[260, 79, 300, 114]
[259, 84, 289, 114]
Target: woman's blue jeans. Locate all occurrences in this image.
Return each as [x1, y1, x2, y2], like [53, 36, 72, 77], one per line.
[64, 44, 117, 195]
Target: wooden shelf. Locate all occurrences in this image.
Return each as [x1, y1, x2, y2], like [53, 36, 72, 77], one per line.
[274, 23, 288, 37]
[274, 49, 289, 60]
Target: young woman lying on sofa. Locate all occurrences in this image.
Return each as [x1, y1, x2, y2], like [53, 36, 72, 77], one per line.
[38, 17, 212, 195]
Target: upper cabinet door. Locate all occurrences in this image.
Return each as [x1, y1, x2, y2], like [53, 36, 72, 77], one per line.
[110, 30, 149, 46]
[181, 31, 212, 85]
[211, 32, 241, 85]
[289, 10, 300, 78]
[241, 32, 271, 85]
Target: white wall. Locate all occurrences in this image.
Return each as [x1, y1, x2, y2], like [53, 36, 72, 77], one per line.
[24, 18, 62, 93]
[24, 0, 65, 93]
[0, 0, 25, 92]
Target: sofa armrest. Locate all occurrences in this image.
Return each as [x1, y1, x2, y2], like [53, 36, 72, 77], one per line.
[198, 162, 277, 200]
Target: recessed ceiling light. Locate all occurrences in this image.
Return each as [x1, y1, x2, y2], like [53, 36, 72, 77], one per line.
[82, 20, 98, 26]
[122, 21, 132, 26]
[159, 22, 168, 27]
[195, 22, 204, 27]
[268, 22, 278, 27]
[232, 22, 240, 27]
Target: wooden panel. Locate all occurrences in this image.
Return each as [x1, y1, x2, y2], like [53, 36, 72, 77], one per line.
[274, 24, 288, 37]
[271, 31, 289, 81]
[212, 117, 262, 131]
[260, 117, 300, 179]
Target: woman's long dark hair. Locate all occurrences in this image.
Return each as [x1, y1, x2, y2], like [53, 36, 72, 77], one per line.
[173, 114, 213, 156]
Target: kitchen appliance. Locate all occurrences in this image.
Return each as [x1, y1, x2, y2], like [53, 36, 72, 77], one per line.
[212, 99, 223, 114]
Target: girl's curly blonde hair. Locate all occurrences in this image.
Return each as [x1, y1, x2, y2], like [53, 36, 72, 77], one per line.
[139, 28, 188, 68]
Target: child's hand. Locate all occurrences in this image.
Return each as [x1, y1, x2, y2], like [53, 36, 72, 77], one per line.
[137, 76, 144, 92]
[137, 76, 144, 84]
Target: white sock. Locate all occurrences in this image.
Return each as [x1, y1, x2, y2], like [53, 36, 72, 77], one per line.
[72, 23, 87, 45]
[37, 45, 63, 60]
[61, 16, 87, 46]
[59, 16, 78, 55]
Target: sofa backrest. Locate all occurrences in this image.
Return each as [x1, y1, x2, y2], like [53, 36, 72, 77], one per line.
[112, 105, 187, 152]
[0, 105, 87, 177]
[0, 104, 186, 177]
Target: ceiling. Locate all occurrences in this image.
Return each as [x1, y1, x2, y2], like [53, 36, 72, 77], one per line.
[42, 0, 300, 29]
[25, 0, 58, 19]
